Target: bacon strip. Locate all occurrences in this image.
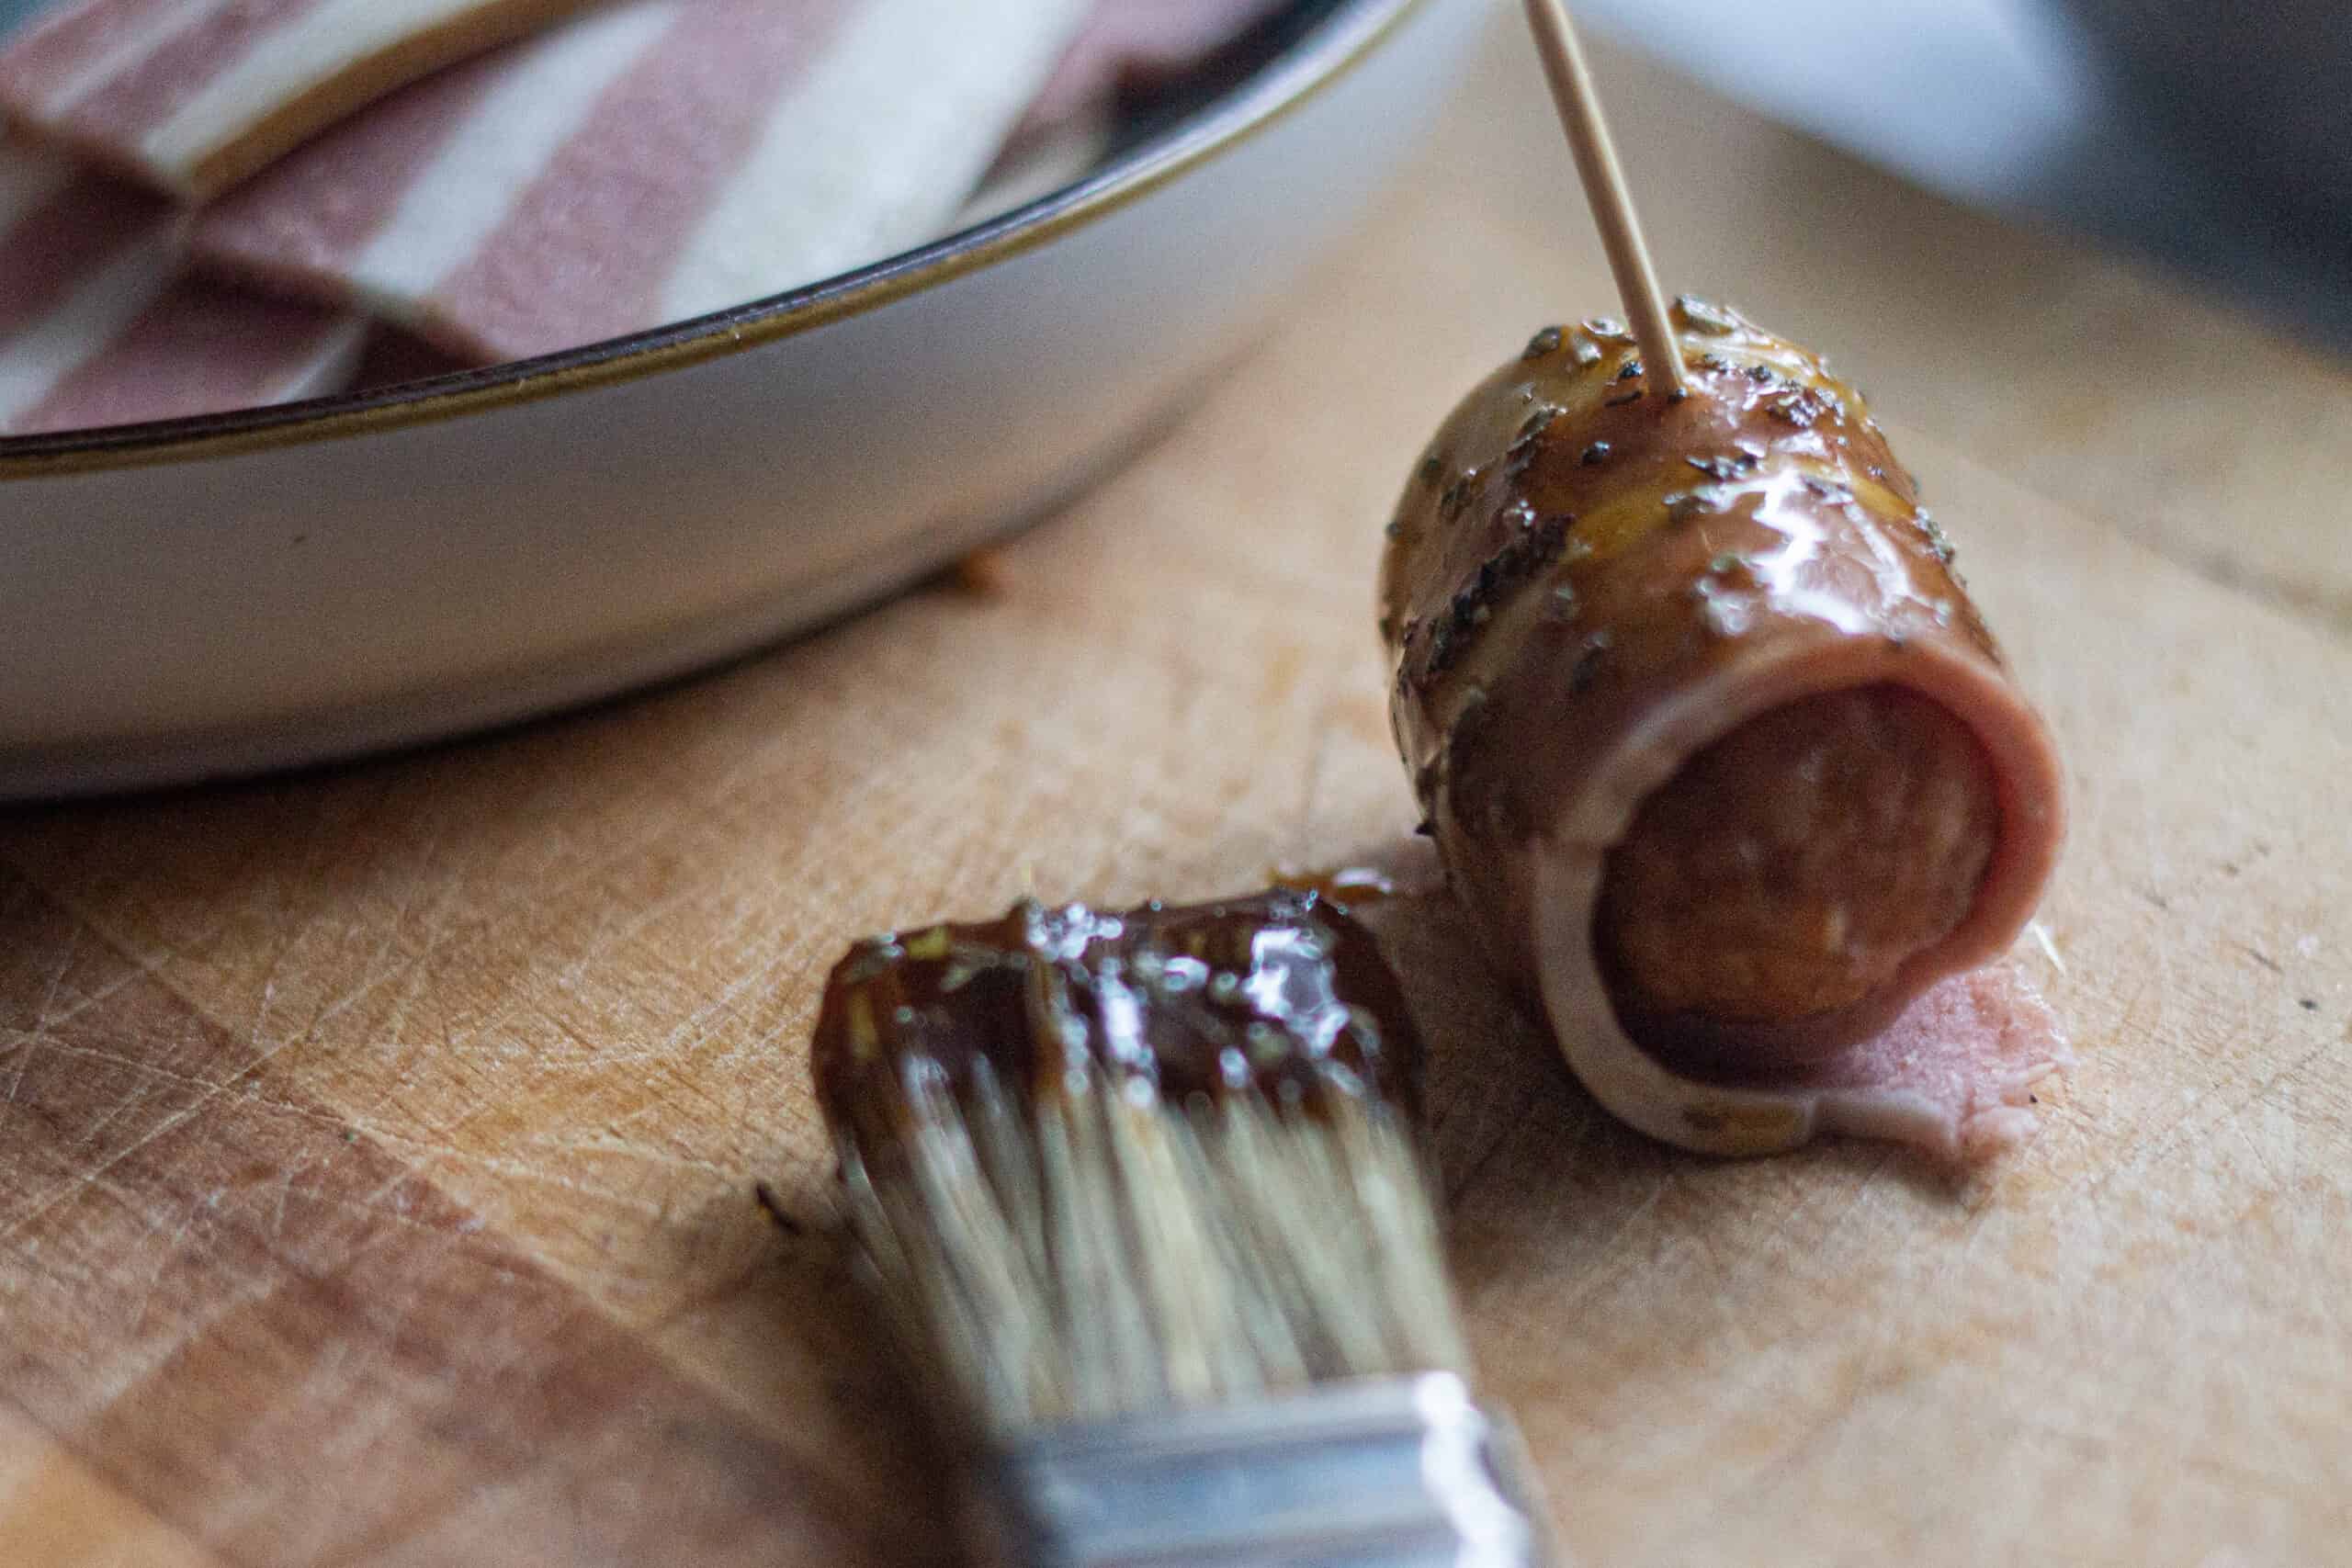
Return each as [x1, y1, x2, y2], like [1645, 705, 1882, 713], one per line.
[1381, 300, 2067, 1160]
[0, 141, 360, 434]
[0, 0, 602, 199]
[192, 0, 1096, 365]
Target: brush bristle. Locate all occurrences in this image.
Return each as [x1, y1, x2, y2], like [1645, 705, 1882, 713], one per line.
[814, 891, 1468, 1442]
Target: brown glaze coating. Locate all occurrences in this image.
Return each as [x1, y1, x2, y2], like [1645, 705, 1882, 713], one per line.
[810, 890, 1419, 1170]
[1379, 299, 2058, 1077]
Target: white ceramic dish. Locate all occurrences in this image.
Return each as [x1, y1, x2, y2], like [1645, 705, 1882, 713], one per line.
[0, 0, 1484, 799]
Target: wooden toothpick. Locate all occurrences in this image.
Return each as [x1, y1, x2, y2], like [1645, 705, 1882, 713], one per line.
[1521, 0, 1689, 400]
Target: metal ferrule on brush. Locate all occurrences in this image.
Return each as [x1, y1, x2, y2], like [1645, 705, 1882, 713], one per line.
[978, 1371, 1551, 1568]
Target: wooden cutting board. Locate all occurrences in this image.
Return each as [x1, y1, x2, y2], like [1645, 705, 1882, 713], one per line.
[3, 19, 2347, 1567]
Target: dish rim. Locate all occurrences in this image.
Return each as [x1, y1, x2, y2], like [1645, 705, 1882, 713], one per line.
[0, 0, 1430, 479]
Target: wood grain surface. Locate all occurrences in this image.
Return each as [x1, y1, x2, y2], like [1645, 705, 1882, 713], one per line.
[5, 14, 2349, 1565]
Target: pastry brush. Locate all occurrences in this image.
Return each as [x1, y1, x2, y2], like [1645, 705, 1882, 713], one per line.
[811, 888, 1555, 1567]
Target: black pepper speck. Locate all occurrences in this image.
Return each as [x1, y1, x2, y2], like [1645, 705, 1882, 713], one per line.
[1570, 634, 1612, 693]
[1663, 489, 1725, 523]
[1398, 513, 1576, 686]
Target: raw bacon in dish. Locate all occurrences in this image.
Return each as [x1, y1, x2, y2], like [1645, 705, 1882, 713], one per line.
[0, 0, 603, 200]
[190, 0, 1095, 364]
[0, 141, 360, 434]
[1379, 299, 2067, 1160]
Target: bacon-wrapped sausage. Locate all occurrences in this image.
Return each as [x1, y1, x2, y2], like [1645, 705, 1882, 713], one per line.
[1380, 299, 2064, 1157]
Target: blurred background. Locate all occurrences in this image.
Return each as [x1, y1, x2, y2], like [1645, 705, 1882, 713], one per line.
[1578, 0, 2352, 349]
[4, 0, 2346, 349]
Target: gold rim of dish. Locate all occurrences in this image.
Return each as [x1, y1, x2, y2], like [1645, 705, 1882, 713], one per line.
[0, 0, 1430, 479]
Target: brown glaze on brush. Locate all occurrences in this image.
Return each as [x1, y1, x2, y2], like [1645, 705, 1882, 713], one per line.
[808, 891, 1540, 1555]
[1379, 299, 2064, 1153]
[812, 890, 1419, 1168]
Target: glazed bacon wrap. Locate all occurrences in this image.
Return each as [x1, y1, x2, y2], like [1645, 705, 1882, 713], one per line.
[1380, 299, 2064, 1157]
